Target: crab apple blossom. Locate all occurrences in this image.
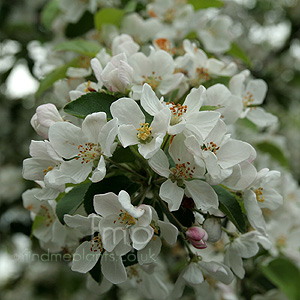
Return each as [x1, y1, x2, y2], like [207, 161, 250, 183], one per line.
[185, 120, 256, 185]
[94, 190, 154, 252]
[23, 188, 81, 252]
[64, 213, 128, 284]
[18, 2, 293, 299]
[243, 168, 283, 236]
[149, 134, 218, 211]
[229, 70, 278, 127]
[141, 83, 221, 138]
[175, 39, 237, 87]
[47, 112, 118, 185]
[110, 97, 170, 159]
[128, 48, 184, 99]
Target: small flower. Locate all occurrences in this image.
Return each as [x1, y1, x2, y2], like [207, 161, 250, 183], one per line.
[186, 227, 208, 249]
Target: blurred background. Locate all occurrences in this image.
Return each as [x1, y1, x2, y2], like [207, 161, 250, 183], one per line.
[0, 0, 299, 299]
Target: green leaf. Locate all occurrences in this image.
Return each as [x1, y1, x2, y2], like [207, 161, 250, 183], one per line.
[188, 0, 224, 10]
[124, 0, 137, 13]
[213, 185, 247, 233]
[36, 58, 78, 97]
[255, 141, 289, 168]
[203, 76, 230, 89]
[261, 257, 300, 300]
[227, 43, 252, 67]
[84, 176, 140, 214]
[94, 8, 125, 31]
[237, 118, 258, 131]
[31, 215, 45, 238]
[41, 0, 60, 30]
[185, 31, 198, 39]
[111, 146, 136, 163]
[56, 182, 91, 224]
[54, 40, 101, 56]
[64, 92, 118, 119]
[65, 11, 94, 38]
[200, 105, 221, 111]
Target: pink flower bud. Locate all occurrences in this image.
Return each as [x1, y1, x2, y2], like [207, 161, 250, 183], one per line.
[186, 227, 208, 249]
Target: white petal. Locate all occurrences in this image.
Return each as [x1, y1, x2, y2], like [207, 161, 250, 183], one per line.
[158, 220, 178, 245]
[90, 156, 106, 183]
[100, 252, 127, 284]
[224, 249, 245, 279]
[90, 58, 103, 83]
[246, 79, 267, 105]
[56, 160, 92, 184]
[99, 118, 118, 157]
[160, 179, 184, 211]
[183, 85, 206, 113]
[64, 214, 101, 235]
[100, 216, 128, 252]
[218, 140, 253, 169]
[93, 192, 121, 217]
[198, 261, 233, 284]
[183, 262, 204, 285]
[118, 190, 144, 218]
[110, 97, 144, 127]
[148, 149, 171, 178]
[71, 241, 101, 273]
[246, 107, 278, 127]
[118, 124, 138, 147]
[153, 50, 175, 76]
[130, 226, 154, 250]
[82, 112, 107, 142]
[158, 73, 184, 95]
[49, 122, 83, 159]
[36, 103, 63, 127]
[185, 180, 218, 211]
[185, 111, 220, 140]
[137, 237, 162, 265]
[140, 83, 165, 115]
[244, 190, 267, 236]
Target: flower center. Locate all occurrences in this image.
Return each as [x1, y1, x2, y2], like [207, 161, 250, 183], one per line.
[75, 143, 102, 164]
[114, 209, 136, 227]
[164, 8, 176, 23]
[166, 102, 187, 125]
[142, 72, 161, 89]
[243, 91, 256, 109]
[43, 165, 53, 175]
[201, 142, 220, 154]
[154, 38, 171, 53]
[170, 160, 195, 183]
[40, 204, 54, 227]
[127, 266, 142, 283]
[254, 187, 264, 202]
[189, 67, 212, 86]
[276, 235, 286, 248]
[90, 234, 104, 252]
[84, 81, 97, 93]
[137, 123, 153, 144]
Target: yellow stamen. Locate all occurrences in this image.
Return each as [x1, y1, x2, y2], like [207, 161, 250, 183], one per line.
[254, 187, 265, 202]
[137, 123, 153, 143]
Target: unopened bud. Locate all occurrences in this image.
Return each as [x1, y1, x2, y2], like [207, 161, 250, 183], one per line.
[203, 218, 222, 243]
[186, 227, 208, 249]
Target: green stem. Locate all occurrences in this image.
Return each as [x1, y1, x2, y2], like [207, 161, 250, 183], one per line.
[155, 190, 186, 231]
[161, 134, 171, 151]
[106, 157, 146, 181]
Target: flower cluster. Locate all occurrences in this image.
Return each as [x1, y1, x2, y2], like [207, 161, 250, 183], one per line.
[21, 0, 298, 299]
